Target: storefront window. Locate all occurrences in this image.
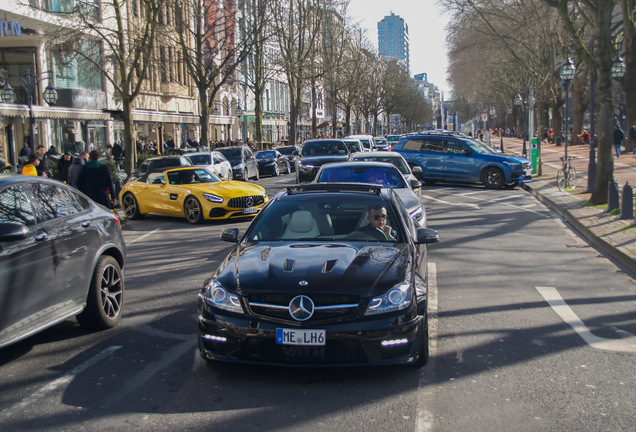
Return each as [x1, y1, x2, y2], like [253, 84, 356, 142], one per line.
[0, 48, 38, 105]
[52, 41, 103, 92]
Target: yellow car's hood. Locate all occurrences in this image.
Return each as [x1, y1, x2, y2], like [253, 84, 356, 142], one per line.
[186, 180, 265, 197]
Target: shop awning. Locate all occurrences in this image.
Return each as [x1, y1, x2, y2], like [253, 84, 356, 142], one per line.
[261, 119, 288, 126]
[0, 104, 111, 120]
[132, 110, 201, 124]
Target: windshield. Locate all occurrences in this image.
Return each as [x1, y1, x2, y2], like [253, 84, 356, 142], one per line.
[301, 141, 348, 156]
[465, 139, 496, 154]
[375, 139, 388, 145]
[256, 151, 276, 159]
[189, 154, 212, 165]
[218, 148, 241, 159]
[387, 135, 401, 142]
[317, 166, 406, 188]
[343, 141, 361, 152]
[248, 197, 402, 242]
[167, 168, 220, 185]
[277, 146, 296, 155]
[351, 156, 410, 175]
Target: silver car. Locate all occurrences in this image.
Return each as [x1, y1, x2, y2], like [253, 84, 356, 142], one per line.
[187, 151, 234, 180]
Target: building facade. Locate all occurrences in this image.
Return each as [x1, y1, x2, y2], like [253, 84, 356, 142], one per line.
[377, 12, 409, 72]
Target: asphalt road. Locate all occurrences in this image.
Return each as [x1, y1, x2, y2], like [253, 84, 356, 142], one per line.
[1, 174, 635, 432]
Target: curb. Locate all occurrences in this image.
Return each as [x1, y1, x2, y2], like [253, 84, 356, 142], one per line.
[522, 183, 636, 274]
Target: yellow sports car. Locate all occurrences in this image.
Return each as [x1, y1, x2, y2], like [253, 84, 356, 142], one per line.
[120, 167, 268, 224]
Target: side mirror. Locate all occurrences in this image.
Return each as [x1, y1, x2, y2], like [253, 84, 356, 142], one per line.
[415, 227, 439, 244]
[220, 227, 240, 242]
[409, 179, 422, 190]
[0, 222, 28, 242]
[411, 166, 422, 174]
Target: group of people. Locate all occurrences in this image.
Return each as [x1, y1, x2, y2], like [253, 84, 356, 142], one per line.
[20, 144, 118, 210]
[612, 123, 636, 158]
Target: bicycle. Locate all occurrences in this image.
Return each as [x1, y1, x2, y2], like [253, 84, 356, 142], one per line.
[556, 156, 577, 191]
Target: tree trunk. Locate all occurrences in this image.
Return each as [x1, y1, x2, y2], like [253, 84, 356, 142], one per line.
[199, 91, 210, 149]
[255, 85, 264, 150]
[311, 80, 317, 139]
[590, 1, 616, 204]
[570, 77, 588, 147]
[345, 106, 351, 136]
[552, 98, 563, 139]
[287, 79, 297, 146]
[122, 96, 136, 176]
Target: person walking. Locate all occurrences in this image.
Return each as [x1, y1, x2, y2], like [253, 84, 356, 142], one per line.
[628, 121, 636, 156]
[35, 145, 52, 177]
[18, 142, 31, 158]
[21, 153, 40, 176]
[68, 151, 88, 188]
[112, 141, 124, 166]
[76, 150, 116, 209]
[613, 124, 625, 158]
[57, 150, 74, 183]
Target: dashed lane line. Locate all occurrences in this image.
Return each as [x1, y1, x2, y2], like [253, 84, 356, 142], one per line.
[127, 228, 162, 245]
[0, 346, 122, 420]
[536, 286, 636, 353]
[416, 262, 437, 432]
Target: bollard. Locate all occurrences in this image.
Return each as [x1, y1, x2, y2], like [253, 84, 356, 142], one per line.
[619, 182, 634, 220]
[607, 179, 620, 212]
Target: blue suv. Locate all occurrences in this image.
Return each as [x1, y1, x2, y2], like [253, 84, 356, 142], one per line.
[392, 133, 531, 189]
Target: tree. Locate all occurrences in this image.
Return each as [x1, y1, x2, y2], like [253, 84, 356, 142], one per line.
[47, 0, 162, 175]
[172, 0, 267, 149]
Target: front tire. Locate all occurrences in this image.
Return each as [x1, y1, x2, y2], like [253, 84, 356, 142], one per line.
[412, 315, 429, 367]
[76, 256, 124, 330]
[285, 162, 291, 174]
[122, 193, 144, 220]
[503, 181, 519, 189]
[184, 196, 204, 224]
[273, 164, 280, 176]
[483, 167, 504, 189]
[252, 167, 260, 181]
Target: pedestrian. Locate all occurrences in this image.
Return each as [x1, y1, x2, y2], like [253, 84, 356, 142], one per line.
[105, 143, 114, 160]
[45, 145, 60, 158]
[18, 141, 31, 158]
[57, 150, 74, 183]
[21, 153, 40, 176]
[68, 151, 88, 188]
[77, 150, 116, 209]
[613, 124, 624, 158]
[35, 145, 52, 177]
[112, 140, 124, 166]
[628, 121, 636, 156]
[505, 128, 510, 138]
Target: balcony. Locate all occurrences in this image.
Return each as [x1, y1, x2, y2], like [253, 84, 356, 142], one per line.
[160, 82, 181, 98]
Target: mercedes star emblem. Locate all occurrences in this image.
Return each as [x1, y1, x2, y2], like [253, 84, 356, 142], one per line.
[289, 295, 315, 321]
[245, 196, 253, 207]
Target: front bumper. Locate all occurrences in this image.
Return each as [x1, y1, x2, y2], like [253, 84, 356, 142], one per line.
[297, 166, 318, 182]
[258, 164, 277, 175]
[197, 304, 426, 367]
[231, 167, 246, 179]
[204, 195, 269, 220]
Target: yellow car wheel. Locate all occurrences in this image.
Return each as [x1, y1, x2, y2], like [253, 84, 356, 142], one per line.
[122, 193, 144, 220]
[184, 196, 203, 224]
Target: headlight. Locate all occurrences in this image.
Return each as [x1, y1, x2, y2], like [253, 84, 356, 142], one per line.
[410, 206, 423, 221]
[364, 282, 412, 315]
[261, 188, 267, 196]
[202, 193, 224, 203]
[204, 279, 242, 313]
[503, 161, 521, 167]
[234, 163, 244, 169]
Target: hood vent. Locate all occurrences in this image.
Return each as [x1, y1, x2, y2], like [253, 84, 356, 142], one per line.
[283, 259, 295, 272]
[321, 259, 338, 273]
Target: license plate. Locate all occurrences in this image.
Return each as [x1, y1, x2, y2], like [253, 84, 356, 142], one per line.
[276, 328, 326, 346]
[242, 207, 258, 214]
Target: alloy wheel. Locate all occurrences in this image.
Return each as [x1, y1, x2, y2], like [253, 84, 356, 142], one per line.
[100, 264, 122, 319]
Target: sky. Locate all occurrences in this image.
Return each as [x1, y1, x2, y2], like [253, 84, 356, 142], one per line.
[348, 0, 452, 96]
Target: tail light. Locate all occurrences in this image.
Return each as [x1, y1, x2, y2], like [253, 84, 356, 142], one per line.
[113, 216, 121, 230]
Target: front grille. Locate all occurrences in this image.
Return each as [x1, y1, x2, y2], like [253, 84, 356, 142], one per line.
[228, 195, 265, 208]
[247, 293, 360, 323]
[240, 338, 367, 364]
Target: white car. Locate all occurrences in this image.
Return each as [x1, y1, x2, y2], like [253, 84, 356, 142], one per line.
[345, 134, 376, 152]
[187, 151, 233, 180]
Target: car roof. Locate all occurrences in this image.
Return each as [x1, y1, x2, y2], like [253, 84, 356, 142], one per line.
[281, 182, 391, 199]
[0, 174, 70, 188]
[352, 151, 401, 157]
[143, 155, 186, 162]
[320, 161, 399, 169]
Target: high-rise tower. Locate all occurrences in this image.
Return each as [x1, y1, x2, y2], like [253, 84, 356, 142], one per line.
[377, 12, 409, 71]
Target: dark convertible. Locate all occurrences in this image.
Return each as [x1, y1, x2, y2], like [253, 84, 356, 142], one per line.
[197, 183, 439, 367]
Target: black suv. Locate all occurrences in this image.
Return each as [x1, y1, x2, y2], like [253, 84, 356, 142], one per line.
[197, 183, 439, 367]
[217, 146, 259, 181]
[294, 139, 350, 183]
[0, 176, 126, 348]
[129, 155, 193, 183]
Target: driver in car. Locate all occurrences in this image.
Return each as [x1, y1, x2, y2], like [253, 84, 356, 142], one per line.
[357, 205, 397, 241]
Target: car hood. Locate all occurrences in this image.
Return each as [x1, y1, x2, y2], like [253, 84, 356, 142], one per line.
[186, 181, 265, 196]
[480, 153, 529, 164]
[226, 158, 243, 167]
[257, 158, 276, 165]
[394, 188, 421, 213]
[298, 155, 350, 166]
[214, 242, 411, 298]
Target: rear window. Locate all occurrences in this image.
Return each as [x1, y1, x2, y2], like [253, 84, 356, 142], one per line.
[317, 166, 405, 188]
[189, 154, 212, 165]
[352, 156, 409, 175]
[256, 151, 276, 159]
[218, 148, 241, 159]
[277, 147, 296, 155]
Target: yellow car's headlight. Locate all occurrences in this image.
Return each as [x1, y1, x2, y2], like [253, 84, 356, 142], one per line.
[202, 193, 224, 203]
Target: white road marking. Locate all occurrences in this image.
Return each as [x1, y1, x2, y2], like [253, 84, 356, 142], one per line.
[457, 191, 488, 197]
[536, 287, 636, 353]
[421, 194, 480, 209]
[521, 203, 537, 208]
[0, 346, 122, 419]
[489, 194, 525, 202]
[275, 178, 296, 184]
[128, 228, 162, 245]
[417, 263, 437, 432]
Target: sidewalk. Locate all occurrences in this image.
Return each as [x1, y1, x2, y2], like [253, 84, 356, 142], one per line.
[497, 136, 636, 273]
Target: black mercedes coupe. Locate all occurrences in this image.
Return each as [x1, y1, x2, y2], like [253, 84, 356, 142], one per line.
[197, 183, 439, 367]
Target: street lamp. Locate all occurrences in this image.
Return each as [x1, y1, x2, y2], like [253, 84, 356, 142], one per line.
[1, 69, 57, 152]
[560, 55, 576, 164]
[514, 91, 527, 158]
[611, 44, 626, 79]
